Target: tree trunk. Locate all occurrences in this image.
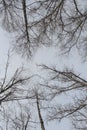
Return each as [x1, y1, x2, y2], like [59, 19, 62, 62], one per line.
[36, 95, 45, 130]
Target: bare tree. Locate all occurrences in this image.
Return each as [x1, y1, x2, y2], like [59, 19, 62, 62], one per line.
[0, 0, 87, 57]
[0, 51, 49, 130]
[10, 104, 31, 130]
[0, 102, 31, 130]
[0, 55, 48, 130]
[1, 1, 87, 129]
[0, 51, 34, 104]
[40, 65, 87, 130]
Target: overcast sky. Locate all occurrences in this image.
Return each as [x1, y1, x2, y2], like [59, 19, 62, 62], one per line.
[0, 26, 87, 130]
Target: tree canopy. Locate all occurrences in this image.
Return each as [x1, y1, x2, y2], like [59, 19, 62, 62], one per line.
[0, 0, 87, 57]
[0, 0, 87, 130]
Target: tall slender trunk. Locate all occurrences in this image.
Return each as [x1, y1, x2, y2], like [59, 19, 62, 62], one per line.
[36, 95, 45, 130]
[22, 0, 31, 55]
[22, 0, 30, 42]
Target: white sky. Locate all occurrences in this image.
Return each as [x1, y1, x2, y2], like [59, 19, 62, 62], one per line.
[0, 27, 87, 130]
